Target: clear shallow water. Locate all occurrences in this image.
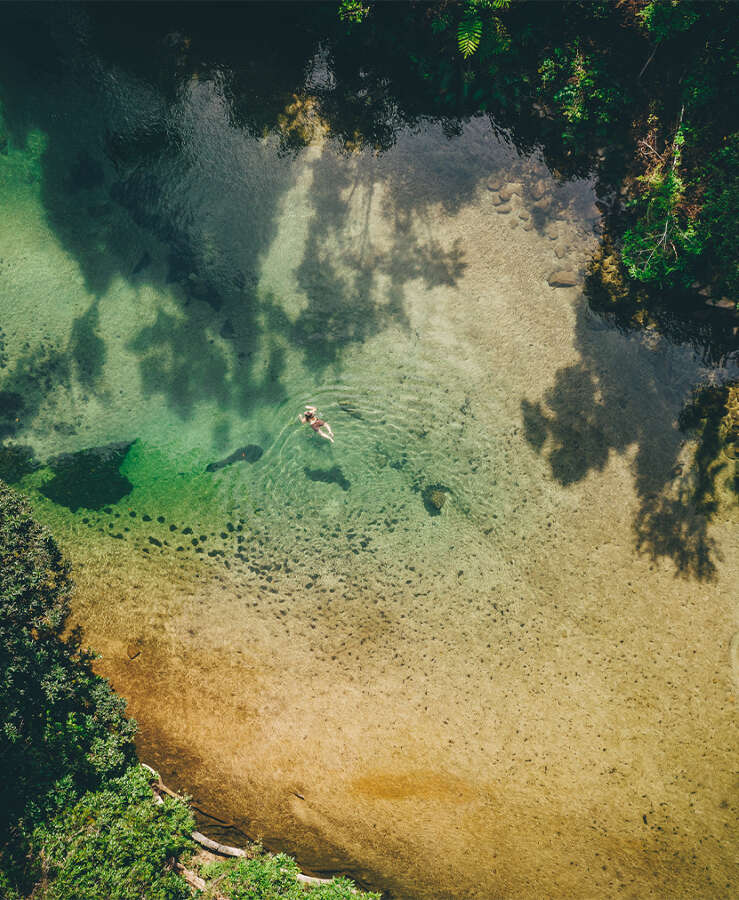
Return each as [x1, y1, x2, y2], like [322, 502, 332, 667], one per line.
[1, 8, 738, 899]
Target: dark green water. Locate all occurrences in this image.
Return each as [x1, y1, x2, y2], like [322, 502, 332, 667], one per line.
[1, 5, 737, 899]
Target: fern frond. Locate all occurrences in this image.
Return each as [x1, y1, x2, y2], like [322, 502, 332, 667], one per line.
[458, 17, 483, 59]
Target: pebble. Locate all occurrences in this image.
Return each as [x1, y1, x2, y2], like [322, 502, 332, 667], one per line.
[530, 179, 548, 200]
[499, 182, 523, 201]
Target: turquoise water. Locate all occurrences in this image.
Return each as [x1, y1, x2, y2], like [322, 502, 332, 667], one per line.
[1, 6, 737, 898]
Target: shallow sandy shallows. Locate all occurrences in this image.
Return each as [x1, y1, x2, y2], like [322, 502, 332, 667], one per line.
[1, 113, 737, 899]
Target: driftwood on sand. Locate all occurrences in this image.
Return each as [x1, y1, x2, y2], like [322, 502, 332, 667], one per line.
[142, 763, 336, 889]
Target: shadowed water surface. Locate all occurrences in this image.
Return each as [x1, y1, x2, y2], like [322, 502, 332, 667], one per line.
[0, 5, 737, 899]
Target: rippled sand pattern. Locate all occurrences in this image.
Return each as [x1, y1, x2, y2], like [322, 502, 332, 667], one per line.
[1, 73, 737, 899]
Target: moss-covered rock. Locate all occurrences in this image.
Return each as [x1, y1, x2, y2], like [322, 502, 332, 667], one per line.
[422, 483, 451, 516]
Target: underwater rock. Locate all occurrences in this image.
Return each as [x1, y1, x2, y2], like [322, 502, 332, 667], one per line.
[40, 440, 135, 511]
[499, 183, 522, 202]
[422, 484, 451, 516]
[430, 490, 446, 509]
[52, 422, 77, 435]
[547, 270, 579, 288]
[530, 179, 548, 200]
[206, 444, 263, 472]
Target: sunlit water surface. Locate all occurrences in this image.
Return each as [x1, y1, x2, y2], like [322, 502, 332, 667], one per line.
[0, 13, 737, 900]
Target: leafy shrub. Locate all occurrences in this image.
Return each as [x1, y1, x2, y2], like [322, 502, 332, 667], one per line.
[200, 855, 380, 900]
[638, 0, 700, 43]
[622, 120, 705, 287]
[338, 1, 370, 25]
[0, 482, 135, 884]
[622, 168, 704, 286]
[30, 766, 194, 900]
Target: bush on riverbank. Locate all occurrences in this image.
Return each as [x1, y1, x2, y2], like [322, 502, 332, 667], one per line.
[28, 766, 194, 900]
[0, 482, 136, 881]
[0, 482, 379, 900]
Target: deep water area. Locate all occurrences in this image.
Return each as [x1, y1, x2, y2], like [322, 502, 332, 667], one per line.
[0, 5, 737, 898]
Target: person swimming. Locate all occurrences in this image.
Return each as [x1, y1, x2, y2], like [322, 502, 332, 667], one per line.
[299, 405, 335, 443]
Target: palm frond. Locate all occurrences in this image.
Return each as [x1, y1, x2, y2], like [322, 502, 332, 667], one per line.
[458, 17, 483, 59]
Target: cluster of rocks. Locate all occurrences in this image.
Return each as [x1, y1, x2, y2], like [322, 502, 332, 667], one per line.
[485, 173, 583, 288]
[486, 176, 532, 227]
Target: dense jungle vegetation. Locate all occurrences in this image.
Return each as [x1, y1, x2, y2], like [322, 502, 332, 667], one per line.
[0, 483, 379, 899]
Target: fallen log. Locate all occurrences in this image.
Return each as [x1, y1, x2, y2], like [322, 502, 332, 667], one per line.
[143, 764, 337, 889]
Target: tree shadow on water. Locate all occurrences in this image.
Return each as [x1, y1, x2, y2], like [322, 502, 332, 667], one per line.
[291, 149, 469, 371]
[520, 300, 732, 581]
[0, 4, 476, 429]
[0, 4, 302, 429]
